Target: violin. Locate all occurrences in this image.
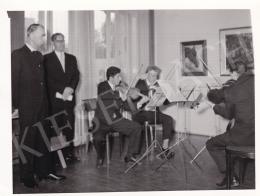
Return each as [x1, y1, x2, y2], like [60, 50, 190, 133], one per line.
[207, 79, 236, 105]
[116, 81, 147, 100]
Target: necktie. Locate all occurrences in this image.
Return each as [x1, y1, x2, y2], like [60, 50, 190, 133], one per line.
[58, 52, 65, 72]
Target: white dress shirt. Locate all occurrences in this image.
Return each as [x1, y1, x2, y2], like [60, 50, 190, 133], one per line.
[55, 51, 65, 72]
[26, 43, 37, 52]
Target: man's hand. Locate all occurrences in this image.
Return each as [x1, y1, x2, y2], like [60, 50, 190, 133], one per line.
[62, 87, 74, 101]
[119, 91, 127, 101]
[12, 109, 19, 119]
[137, 95, 149, 109]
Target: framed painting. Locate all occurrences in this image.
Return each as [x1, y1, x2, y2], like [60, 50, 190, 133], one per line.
[181, 40, 207, 76]
[219, 27, 254, 75]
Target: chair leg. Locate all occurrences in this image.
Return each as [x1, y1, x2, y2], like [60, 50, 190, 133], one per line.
[119, 133, 123, 156]
[239, 158, 249, 184]
[106, 134, 110, 165]
[226, 150, 232, 189]
[145, 123, 149, 160]
[149, 125, 154, 160]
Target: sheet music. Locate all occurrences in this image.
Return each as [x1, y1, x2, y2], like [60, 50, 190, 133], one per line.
[145, 90, 167, 108]
[157, 80, 187, 102]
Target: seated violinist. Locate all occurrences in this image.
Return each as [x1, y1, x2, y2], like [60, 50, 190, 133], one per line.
[206, 61, 255, 187]
[92, 66, 142, 168]
[132, 65, 175, 159]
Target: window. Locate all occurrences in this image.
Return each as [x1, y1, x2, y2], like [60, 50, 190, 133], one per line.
[94, 11, 107, 59]
[24, 11, 39, 40]
[24, 11, 69, 52]
[53, 11, 69, 47]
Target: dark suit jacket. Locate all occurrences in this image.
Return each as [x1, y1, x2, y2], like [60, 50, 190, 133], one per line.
[43, 51, 79, 112]
[224, 72, 255, 145]
[213, 103, 234, 120]
[95, 81, 128, 126]
[212, 72, 255, 145]
[12, 45, 48, 129]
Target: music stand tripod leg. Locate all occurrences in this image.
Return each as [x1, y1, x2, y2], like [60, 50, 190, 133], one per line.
[190, 145, 206, 164]
[153, 141, 178, 172]
[124, 139, 160, 173]
[156, 135, 187, 159]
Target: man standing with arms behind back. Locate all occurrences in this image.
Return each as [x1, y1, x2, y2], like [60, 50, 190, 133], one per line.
[44, 33, 80, 162]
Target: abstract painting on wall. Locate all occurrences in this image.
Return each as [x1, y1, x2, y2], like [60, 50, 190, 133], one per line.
[219, 27, 254, 75]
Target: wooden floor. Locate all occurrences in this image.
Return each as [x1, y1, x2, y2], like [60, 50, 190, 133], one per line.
[13, 133, 255, 193]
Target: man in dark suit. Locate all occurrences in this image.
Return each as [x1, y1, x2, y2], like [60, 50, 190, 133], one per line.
[12, 24, 65, 188]
[44, 33, 80, 162]
[206, 61, 255, 187]
[132, 65, 175, 158]
[93, 66, 142, 167]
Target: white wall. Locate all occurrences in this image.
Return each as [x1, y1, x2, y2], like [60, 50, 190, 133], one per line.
[154, 10, 252, 136]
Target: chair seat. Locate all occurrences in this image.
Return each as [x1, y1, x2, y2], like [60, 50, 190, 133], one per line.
[226, 146, 255, 159]
[148, 124, 163, 131]
[225, 145, 255, 189]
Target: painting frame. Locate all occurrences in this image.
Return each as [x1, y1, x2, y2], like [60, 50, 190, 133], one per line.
[181, 40, 207, 76]
[219, 26, 254, 75]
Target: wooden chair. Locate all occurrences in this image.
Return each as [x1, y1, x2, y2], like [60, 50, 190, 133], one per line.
[105, 131, 124, 164]
[225, 145, 255, 189]
[144, 121, 163, 160]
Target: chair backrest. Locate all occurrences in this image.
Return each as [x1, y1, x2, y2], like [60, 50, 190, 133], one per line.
[82, 98, 97, 128]
[83, 98, 97, 111]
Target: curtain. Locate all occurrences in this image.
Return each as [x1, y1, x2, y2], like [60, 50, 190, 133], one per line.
[68, 10, 151, 146]
[111, 11, 150, 85]
[68, 11, 95, 146]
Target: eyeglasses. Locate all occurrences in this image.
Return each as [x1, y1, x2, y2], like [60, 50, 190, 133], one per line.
[54, 40, 65, 43]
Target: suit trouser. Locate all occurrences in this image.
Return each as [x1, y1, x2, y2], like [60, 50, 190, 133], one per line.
[19, 107, 51, 181]
[132, 110, 175, 140]
[93, 118, 142, 158]
[206, 122, 255, 174]
[206, 132, 230, 173]
[51, 105, 75, 158]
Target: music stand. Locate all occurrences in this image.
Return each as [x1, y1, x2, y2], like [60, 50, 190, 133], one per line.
[124, 106, 168, 173]
[153, 86, 198, 170]
[125, 80, 186, 173]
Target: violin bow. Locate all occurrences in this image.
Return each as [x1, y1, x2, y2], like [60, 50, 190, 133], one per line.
[125, 64, 144, 93]
[165, 63, 177, 81]
[197, 56, 222, 87]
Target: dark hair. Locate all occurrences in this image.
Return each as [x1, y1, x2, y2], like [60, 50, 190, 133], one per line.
[228, 59, 248, 73]
[51, 33, 65, 42]
[106, 66, 121, 80]
[234, 60, 248, 72]
[27, 23, 44, 37]
[146, 65, 161, 74]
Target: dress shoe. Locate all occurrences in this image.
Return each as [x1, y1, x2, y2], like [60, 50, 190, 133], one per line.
[22, 178, 38, 188]
[66, 155, 81, 163]
[158, 149, 175, 160]
[124, 155, 137, 163]
[96, 158, 104, 168]
[216, 176, 239, 187]
[46, 173, 66, 181]
[231, 176, 240, 187]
